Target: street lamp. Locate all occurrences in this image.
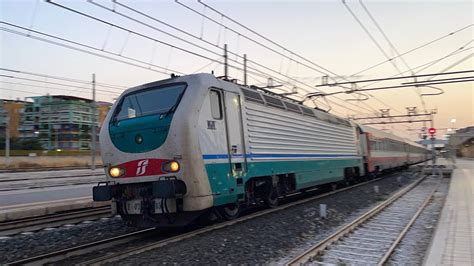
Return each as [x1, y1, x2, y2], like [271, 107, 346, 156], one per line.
[449, 118, 457, 163]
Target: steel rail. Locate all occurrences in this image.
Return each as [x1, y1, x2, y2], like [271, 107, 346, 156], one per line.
[0, 165, 103, 173]
[0, 206, 112, 236]
[6, 227, 156, 266]
[7, 169, 421, 265]
[377, 184, 439, 265]
[82, 175, 400, 265]
[286, 175, 433, 265]
[0, 173, 103, 183]
[8, 174, 391, 265]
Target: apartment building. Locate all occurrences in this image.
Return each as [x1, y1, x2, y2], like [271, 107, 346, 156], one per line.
[19, 95, 111, 150]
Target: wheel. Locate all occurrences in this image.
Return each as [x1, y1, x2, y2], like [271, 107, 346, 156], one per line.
[217, 203, 241, 220]
[264, 186, 279, 208]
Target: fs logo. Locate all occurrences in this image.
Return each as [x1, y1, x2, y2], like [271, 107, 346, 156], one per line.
[136, 159, 149, 176]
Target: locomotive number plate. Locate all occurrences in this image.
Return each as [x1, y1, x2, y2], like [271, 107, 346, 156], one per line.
[125, 200, 142, 214]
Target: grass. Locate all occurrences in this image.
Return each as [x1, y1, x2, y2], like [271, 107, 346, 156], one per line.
[0, 150, 99, 156]
[0, 156, 103, 169]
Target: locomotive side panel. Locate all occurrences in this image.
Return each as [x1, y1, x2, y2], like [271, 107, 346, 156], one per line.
[244, 101, 362, 189]
[198, 82, 365, 208]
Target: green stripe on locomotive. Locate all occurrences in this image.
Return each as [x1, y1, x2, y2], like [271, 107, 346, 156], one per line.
[205, 158, 363, 206]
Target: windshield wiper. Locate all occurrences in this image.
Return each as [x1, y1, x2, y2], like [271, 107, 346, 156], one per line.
[111, 106, 121, 125]
[161, 92, 185, 119]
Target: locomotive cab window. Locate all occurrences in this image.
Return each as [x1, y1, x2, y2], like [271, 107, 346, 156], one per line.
[210, 89, 223, 120]
[112, 83, 186, 122]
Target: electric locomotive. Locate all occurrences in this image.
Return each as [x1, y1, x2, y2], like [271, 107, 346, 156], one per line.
[93, 73, 428, 227]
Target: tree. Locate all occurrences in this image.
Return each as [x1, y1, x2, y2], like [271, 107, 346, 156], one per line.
[0, 137, 43, 150]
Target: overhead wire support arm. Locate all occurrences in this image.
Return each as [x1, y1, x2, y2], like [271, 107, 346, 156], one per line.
[315, 79, 473, 95]
[45, 0, 376, 115]
[352, 113, 435, 120]
[315, 70, 474, 87]
[401, 76, 474, 85]
[362, 119, 433, 125]
[109, 0, 381, 114]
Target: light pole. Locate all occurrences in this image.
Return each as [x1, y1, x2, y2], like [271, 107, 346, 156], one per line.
[449, 118, 457, 164]
[91, 73, 96, 170]
[5, 113, 10, 167]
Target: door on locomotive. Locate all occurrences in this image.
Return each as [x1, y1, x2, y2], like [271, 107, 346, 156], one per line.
[223, 92, 247, 175]
[210, 89, 246, 219]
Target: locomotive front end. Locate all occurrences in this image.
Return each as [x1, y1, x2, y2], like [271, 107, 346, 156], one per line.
[93, 75, 212, 227]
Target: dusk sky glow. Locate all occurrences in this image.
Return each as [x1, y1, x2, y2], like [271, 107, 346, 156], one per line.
[1, 0, 473, 139]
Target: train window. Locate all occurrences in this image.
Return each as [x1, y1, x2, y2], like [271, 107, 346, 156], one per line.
[112, 83, 186, 122]
[262, 95, 285, 109]
[210, 89, 222, 120]
[369, 140, 374, 149]
[283, 101, 302, 113]
[242, 89, 264, 104]
[301, 107, 316, 117]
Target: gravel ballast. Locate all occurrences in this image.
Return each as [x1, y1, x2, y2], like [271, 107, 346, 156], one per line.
[102, 172, 422, 265]
[0, 216, 139, 263]
[3, 170, 441, 265]
[388, 177, 450, 264]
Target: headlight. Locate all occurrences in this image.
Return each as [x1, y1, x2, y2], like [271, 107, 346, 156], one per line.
[162, 161, 180, 173]
[109, 167, 124, 178]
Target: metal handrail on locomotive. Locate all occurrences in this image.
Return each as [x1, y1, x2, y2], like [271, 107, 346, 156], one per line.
[93, 73, 430, 227]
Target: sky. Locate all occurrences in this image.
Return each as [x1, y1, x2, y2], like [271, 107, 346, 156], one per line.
[0, 0, 473, 140]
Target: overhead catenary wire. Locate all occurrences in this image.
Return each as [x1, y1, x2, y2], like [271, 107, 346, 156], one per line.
[0, 80, 119, 96]
[359, 0, 429, 112]
[196, 0, 349, 82]
[308, 78, 473, 97]
[348, 24, 474, 78]
[358, 46, 474, 90]
[317, 70, 474, 87]
[337, 43, 474, 117]
[46, 1, 378, 115]
[196, 0, 466, 116]
[424, 53, 474, 81]
[0, 67, 127, 90]
[358, 0, 413, 73]
[0, 23, 181, 76]
[357, 0, 427, 112]
[87, 0, 242, 70]
[1, 22, 250, 97]
[0, 87, 50, 96]
[401, 76, 474, 85]
[412, 40, 473, 75]
[0, 74, 120, 96]
[176, 0, 391, 113]
[342, 0, 427, 110]
[176, 0, 335, 78]
[44, 1, 215, 74]
[3, 1, 466, 127]
[110, 0, 380, 113]
[342, 0, 404, 75]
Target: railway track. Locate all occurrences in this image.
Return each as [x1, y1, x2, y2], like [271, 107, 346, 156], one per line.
[6, 172, 410, 265]
[0, 173, 102, 183]
[0, 206, 112, 236]
[0, 165, 103, 173]
[286, 175, 439, 265]
[0, 170, 106, 191]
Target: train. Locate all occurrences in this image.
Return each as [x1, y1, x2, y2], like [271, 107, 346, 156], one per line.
[93, 73, 430, 227]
